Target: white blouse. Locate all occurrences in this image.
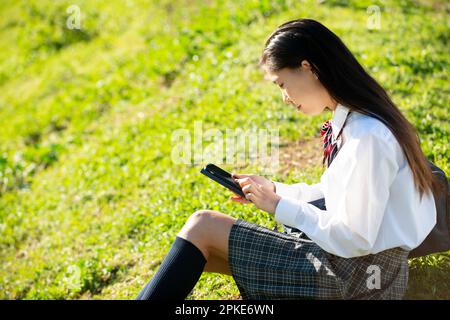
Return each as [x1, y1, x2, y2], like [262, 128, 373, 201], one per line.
[273, 103, 437, 258]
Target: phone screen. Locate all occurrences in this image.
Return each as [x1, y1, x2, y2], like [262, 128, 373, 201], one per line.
[206, 164, 241, 188]
[201, 163, 245, 197]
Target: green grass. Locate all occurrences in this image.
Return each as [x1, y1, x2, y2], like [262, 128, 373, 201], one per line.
[0, 0, 448, 299]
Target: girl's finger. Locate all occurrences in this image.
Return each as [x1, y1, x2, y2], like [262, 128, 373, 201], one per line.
[229, 195, 251, 204]
[242, 183, 254, 194]
[231, 173, 252, 179]
[235, 177, 253, 187]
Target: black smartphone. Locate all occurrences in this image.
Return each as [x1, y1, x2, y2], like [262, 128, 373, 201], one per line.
[200, 163, 245, 198]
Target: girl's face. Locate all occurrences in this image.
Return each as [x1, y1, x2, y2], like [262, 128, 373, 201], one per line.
[263, 60, 337, 115]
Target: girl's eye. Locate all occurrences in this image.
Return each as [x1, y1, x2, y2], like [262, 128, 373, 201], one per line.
[279, 83, 284, 88]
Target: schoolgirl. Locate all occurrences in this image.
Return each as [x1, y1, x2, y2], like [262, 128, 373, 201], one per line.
[136, 19, 440, 300]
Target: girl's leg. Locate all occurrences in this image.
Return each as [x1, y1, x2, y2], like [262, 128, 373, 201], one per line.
[177, 209, 237, 262]
[136, 210, 237, 300]
[203, 253, 232, 276]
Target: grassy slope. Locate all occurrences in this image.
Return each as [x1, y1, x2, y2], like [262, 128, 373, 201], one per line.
[0, 0, 448, 299]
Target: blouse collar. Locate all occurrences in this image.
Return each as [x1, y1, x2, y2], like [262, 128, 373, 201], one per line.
[331, 103, 351, 140]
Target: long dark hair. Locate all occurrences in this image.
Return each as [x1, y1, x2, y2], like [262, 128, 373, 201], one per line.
[259, 18, 443, 200]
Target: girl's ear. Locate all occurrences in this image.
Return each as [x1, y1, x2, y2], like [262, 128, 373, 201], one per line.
[300, 59, 312, 70]
[301, 60, 319, 80]
[299, 60, 319, 79]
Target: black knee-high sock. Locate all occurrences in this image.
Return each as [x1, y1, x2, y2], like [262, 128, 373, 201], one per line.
[136, 236, 207, 300]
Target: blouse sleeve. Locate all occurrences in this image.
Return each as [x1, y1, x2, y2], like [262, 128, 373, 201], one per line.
[272, 181, 324, 202]
[273, 133, 399, 258]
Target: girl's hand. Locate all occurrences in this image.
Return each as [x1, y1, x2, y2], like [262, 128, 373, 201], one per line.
[229, 173, 281, 215]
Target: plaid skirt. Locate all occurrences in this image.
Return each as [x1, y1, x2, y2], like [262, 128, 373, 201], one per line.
[228, 218, 410, 300]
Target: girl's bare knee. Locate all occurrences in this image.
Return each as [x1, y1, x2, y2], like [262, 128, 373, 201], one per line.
[177, 209, 235, 260]
[177, 211, 214, 259]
